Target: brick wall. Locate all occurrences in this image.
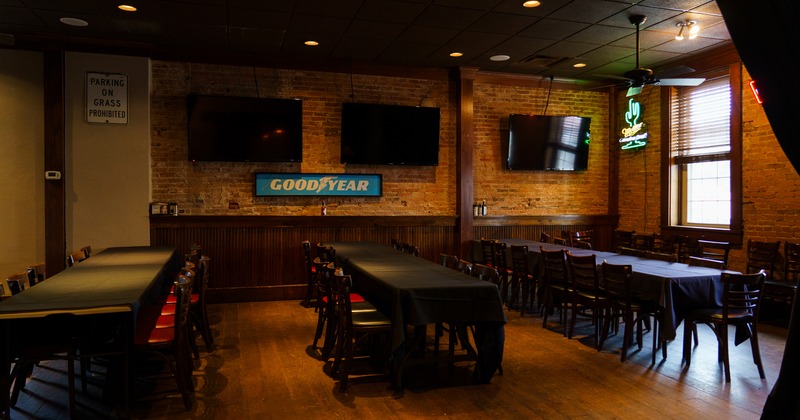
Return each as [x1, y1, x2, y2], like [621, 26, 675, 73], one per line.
[151, 61, 610, 218]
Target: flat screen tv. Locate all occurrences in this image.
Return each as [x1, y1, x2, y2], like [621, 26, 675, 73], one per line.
[507, 114, 591, 171]
[187, 94, 302, 162]
[340, 102, 440, 166]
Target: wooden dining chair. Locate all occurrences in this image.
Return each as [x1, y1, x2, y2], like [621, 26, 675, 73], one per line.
[5, 272, 27, 295]
[27, 262, 46, 286]
[565, 251, 605, 348]
[439, 253, 459, 270]
[302, 240, 317, 307]
[682, 270, 767, 382]
[643, 250, 678, 263]
[456, 259, 473, 275]
[631, 233, 654, 251]
[599, 261, 665, 364]
[539, 232, 551, 244]
[687, 256, 727, 270]
[618, 246, 646, 257]
[613, 229, 635, 252]
[67, 250, 88, 267]
[539, 247, 569, 334]
[471, 263, 501, 288]
[563, 230, 592, 248]
[479, 239, 497, 266]
[330, 274, 391, 391]
[552, 237, 567, 246]
[784, 241, 800, 288]
[696, 239, 731, 267]
[509, 245, 535, 316]
[573, 240, 593, 250]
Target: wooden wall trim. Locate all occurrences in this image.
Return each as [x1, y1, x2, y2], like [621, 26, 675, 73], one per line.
[149, 215, 458, 228]
[473, 214, 618, 227]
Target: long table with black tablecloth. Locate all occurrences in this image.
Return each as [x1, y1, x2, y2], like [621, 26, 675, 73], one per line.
[471, 238, 725, 341]
[327, 242, 507, 385]
[0, 246, 181, 418]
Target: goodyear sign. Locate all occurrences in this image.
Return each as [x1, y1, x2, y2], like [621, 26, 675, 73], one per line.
[255, 173, 382, 197]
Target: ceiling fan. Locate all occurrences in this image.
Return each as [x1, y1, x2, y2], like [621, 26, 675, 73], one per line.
[612, 15, 706, 96]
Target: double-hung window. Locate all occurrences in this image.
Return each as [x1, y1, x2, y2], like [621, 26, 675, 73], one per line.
[662, 64, 742, 241]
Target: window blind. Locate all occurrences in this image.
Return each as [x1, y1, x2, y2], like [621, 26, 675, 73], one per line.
[670, 76, 731, 163]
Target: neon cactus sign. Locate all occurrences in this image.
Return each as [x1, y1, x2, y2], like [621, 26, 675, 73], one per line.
[620, 98, 648, 150]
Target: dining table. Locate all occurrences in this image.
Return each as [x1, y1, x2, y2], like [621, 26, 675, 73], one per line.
[326, 242, 507, 388]
[0, 246, 181, 419]
[471, 238, 726, 341]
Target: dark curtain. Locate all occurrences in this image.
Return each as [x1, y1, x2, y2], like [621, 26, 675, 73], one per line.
[716, 1, 800, 418]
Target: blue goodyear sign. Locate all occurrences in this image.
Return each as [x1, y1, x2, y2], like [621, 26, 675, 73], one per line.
[255, 173, 382, 197]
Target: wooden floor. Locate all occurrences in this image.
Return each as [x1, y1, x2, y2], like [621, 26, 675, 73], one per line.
[6, 300, 788, 419]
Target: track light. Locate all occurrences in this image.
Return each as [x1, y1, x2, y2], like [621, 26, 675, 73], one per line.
[676, 20, 698, 41]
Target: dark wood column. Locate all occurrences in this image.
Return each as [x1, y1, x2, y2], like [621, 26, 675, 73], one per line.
[43, 49, 66, 276]
[455, 67, 478, 258]
[607, 86, 619, 218]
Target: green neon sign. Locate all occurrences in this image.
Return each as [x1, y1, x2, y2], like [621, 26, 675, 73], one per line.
[620, 98, 648, 150]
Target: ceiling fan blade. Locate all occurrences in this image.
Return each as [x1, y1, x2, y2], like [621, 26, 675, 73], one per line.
[626, 85, 643, 96]
[655, 65, 696, 79]
[658, 78, 705, 87]
[594, 73, 632, 81]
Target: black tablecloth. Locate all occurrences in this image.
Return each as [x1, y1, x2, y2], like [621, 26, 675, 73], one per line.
[328, 242, 506, 383]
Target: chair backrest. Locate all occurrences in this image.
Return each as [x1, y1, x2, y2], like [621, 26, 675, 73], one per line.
[697, 239, 731, 266]
[471, 263, 500, 287]
[27, 262, 45, 287]
[746, 239, 781, 279]
[403, 243, 420, 257]
[613, 229, 635, 252]
[316, 243, 336, 263]
[566, 251, 598, 294]
[600, 262, 633, 305]
[539, 232, 551, 244]
[652, 233, 679, 255]
[618, 246, 645, 257]
[540, 247, 567, 287]
[509, 245, 530, 280]
[493, 242, 509, 271]
[439, 253, 459, 269]
[456, 259, 473, 275]
[67, 250, 88, 267]
[80, 245, 92, 259]
[196, 255, 210, 299]
[314, 261, 335, 309]
[631, 233, 654, 251]
[784, 241, 800, 284]
[553, 237, 567, 246]
[644, 250, 678, 263]
[173, 274, 194, 362]
[720, 270, 766, 322]
[563, 230, 592, 248]
[302, 240, 314, 282]
[687, 256, 727, 270]
[391, 238, 400, 250]
[331, 274, 356, 335]
[6, 272, 27, 295]
[479, 239, 497, 266]
[677, 235, 702, 263]
[573, 240, 592, 250]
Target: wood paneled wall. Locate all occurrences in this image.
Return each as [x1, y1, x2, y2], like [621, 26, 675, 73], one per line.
[150, 214, 618, 302]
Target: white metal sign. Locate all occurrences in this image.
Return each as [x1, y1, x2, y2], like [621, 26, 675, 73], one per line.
[85, 72, 128, 124]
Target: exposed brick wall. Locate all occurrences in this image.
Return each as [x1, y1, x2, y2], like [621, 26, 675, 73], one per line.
[151, 61, 610, 218]
[472, 83, 609, 215]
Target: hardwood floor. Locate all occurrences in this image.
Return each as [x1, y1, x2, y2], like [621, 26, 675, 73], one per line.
[6, 300, 787, 419]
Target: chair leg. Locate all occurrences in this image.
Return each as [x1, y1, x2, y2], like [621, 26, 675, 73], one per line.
[748, 324, 766, 379]
[312, 308, 326, 349]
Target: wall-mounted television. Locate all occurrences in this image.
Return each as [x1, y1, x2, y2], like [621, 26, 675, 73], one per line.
[507, 114, 591, 171]
[187, 94, 302, 162]
[340, 102, 440, 166]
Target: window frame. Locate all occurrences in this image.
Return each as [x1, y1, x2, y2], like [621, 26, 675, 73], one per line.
[660, 63, 743, 245]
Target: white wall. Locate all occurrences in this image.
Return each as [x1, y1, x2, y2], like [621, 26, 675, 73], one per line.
[65, 52, 152, 252]
[0, 49, 44, 283]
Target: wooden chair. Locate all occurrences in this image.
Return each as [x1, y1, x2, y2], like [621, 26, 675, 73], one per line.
[403, 243, 420, 257]
[492, 241, 513, 306]
[330, 274, 391, 391]
[67, 250, 88, 267]
[565, 251, 605, 348]
[696, 239, 731, 267]
[302, 240, 316, 307]
[687, 256, 727, 270]
[539, 232, 551, 244]
[456, 259, 473, 275]
[27, 262, 46, 287]
[539, 247, 569, 334]
[5, 272, 27, 295]
[599, 262, 665, 364]
[644, 250, 678, 263]
[677, 235, 702, 263]
[784, 241, 800, 287]
[134, 274, 195, 409]
[652, 233, 679, 255]
[631, 233, 654, 251]
[563, 230, 592, 248]
[618, 246, 645, 257]
[573, 240, 592, 250]
[509, 245, 535, 316]
[315, 243, 336, 263]
[613, 229, 635, 252]
[553, 237, 567, 246]
[439, 253, 459, 270]
[471, 263, 501, 288]
[682, 270, 767, 382]
[748, 240, 785, 316]
[80, 246, 92, 258]
[479, 238, 497, 266]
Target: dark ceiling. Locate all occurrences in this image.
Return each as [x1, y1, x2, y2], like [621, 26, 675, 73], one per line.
[0, 0, 732, 84]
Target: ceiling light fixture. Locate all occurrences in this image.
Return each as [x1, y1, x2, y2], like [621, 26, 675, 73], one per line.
[523, 1, 541, 7]
[118, 5, 137, 12]
[490, 54, 510, 62]
[675, 20, 698, 41]
[573, 63, 586, 68]
[304, 40, 319, 46]
[450, 52, 463, 57]
[60, 17, 89, 27]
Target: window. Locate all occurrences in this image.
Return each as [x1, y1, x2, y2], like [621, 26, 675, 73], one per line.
[661, 63, 742, 243]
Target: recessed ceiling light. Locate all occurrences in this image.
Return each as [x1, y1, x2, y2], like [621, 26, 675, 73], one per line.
[60, 17, 88, 27]
[118, 4, 137, 12]
[304, 40, 319, 46]
[573, 63, 586, 68]
[450, 52, 463, 57]
[490, 54, 510, 62]
[523, 1, 541, 7]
